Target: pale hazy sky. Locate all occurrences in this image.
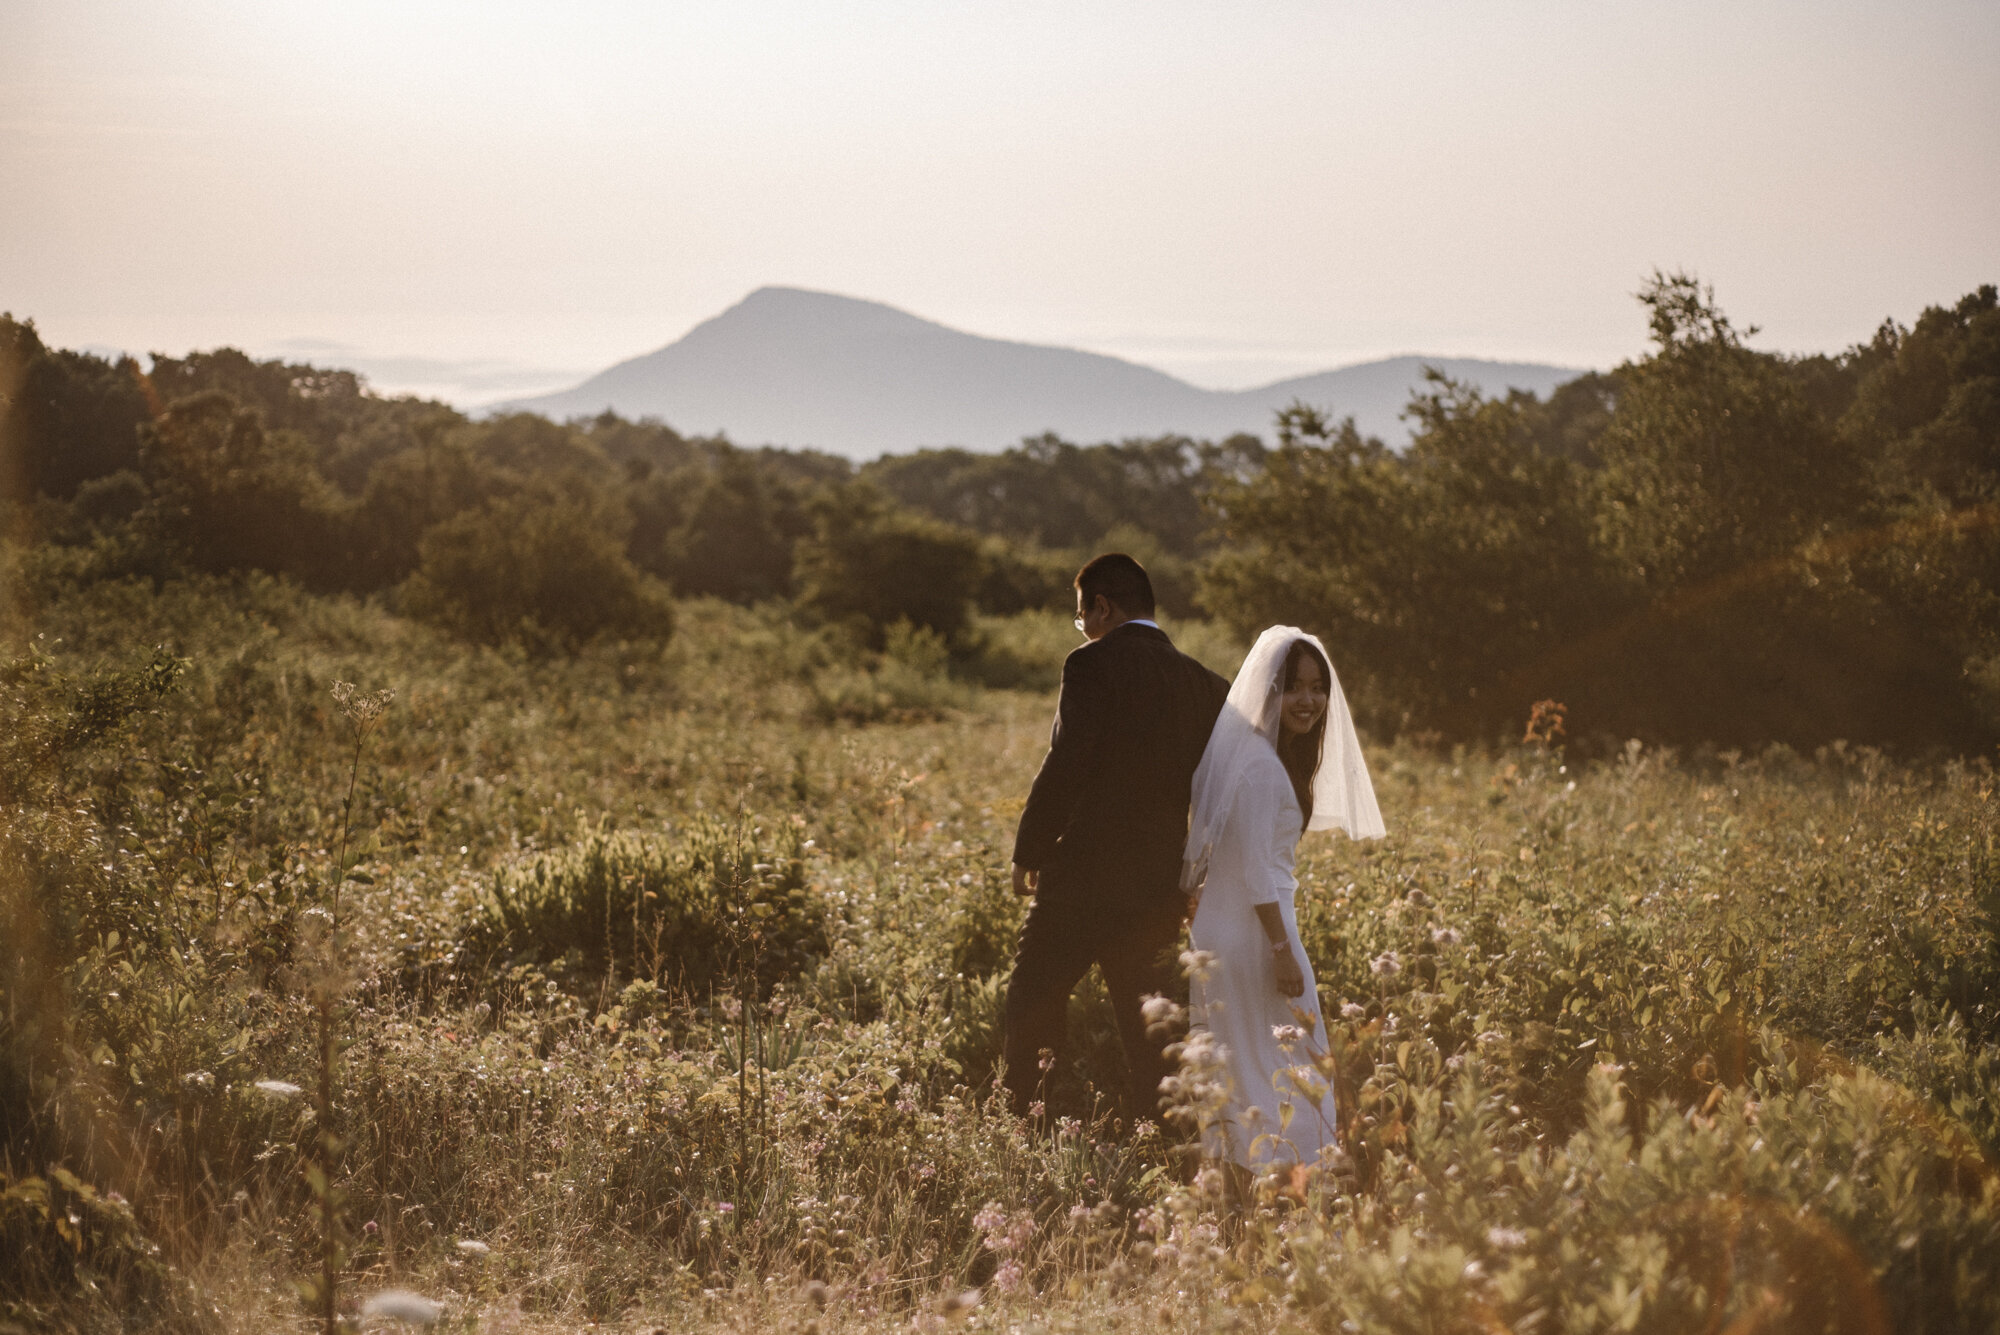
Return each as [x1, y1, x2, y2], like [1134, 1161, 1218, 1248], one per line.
[5, 1, 1997, 403]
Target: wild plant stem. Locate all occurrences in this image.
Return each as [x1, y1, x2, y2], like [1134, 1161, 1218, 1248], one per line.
[317, 728, 366, 1335]
[317, 990, 336, 1335]
[333, 732, 363, 925]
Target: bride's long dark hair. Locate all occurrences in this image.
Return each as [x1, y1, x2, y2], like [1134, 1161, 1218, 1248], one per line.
[1278, 638, 1330, 825]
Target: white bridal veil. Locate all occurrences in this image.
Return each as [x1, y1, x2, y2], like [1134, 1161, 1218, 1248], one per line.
[1182, 626, 1385, 891]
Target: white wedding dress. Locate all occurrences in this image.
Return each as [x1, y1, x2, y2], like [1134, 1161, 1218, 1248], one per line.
[1187, 747, 1335, 1166]
[1181, 627, 1385, 1170]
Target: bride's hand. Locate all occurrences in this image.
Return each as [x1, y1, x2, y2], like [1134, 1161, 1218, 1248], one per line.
[1272, 943, 1306, 998]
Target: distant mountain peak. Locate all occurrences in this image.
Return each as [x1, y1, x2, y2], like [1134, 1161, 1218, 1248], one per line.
[688, 286, 957, 341]
[739, 284, 896, 308]
[495, 289, 1586, 458]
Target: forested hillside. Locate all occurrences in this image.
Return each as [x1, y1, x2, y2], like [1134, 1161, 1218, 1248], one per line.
[4, 272, 1996, 751]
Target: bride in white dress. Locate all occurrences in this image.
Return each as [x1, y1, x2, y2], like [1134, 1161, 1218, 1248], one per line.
[1180, 626, 1385, 1179]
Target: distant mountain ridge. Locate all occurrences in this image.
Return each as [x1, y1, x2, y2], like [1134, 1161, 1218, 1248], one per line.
[496, 287, 1585, 457]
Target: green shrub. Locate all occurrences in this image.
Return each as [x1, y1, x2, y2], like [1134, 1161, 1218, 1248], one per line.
[0, 1167, 205, 1332]
[810, 620, 973, 723]
[400, 492, 675, 654]
[135, 391, 348, 588]
[793, 486, 983, 646]
[972, 537, 1073, 617]
[956, 610, 1076, 692]
[471, 818, 826, 993]
[958, 610, 1244, 692]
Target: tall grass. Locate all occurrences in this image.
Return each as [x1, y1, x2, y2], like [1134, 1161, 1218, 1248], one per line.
[2, 572, 1995, 1332]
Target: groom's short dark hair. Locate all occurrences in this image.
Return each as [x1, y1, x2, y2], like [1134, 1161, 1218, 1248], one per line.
[1076, 553, 1156, 619]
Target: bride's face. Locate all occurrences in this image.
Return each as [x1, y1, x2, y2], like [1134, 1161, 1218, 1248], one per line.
[1280, 655, 1328, 736]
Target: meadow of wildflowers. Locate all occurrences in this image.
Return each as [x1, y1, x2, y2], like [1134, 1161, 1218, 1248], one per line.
[2, 574, 1996, 1333]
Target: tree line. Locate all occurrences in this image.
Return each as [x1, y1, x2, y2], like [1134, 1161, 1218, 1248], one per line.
[3, 272, 1995, 751]
[1204, 275, 1999, 752]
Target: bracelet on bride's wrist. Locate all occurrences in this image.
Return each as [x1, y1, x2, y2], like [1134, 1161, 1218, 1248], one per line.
[1269, 939, 1290, 954]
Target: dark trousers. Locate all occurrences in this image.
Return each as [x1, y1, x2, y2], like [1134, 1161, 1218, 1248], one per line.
[1002, 884, 1185, 1122]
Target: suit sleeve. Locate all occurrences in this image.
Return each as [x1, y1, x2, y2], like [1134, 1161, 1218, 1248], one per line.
[1012, 647, 1111, 869]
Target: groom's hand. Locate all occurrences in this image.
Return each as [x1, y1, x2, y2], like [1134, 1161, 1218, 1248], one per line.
[1012, 864, 1039, 898]
[1272, 945, 1306, 998]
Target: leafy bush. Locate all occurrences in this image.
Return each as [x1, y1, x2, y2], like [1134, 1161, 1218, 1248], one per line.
[793, 486, 984, 645]
[651, 448, 813, 601]
[958, 610, 1246, 692]
[1, 1166, 204, 1332]
[970, 536, 1075, 618]
[400, 491, 675, 653]
[1, 644, 186, 1172]
[135, 391, 348, 587]
[472, 818, 826, 993]
[810, 620, 974, 723]
[956, 611, 1080, 692]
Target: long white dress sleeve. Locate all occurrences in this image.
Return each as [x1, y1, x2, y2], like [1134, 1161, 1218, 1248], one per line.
[1185, 748, 1338, 1168]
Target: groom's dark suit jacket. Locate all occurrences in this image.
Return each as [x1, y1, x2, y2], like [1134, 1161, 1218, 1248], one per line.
[1013, 622, 1230, 908]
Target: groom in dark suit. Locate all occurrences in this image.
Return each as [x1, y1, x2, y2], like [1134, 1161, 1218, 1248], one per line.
[1004, 553, 1230, 1121]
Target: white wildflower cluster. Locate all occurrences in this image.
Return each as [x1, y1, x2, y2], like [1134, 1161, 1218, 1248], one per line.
[330, 680, 395, 729]
[1178, 947, 1218, 983]
[1140, 993, 1187, 1037]
[1155, 1029, 1232, 1133]
[361, 1290, 443, 1325]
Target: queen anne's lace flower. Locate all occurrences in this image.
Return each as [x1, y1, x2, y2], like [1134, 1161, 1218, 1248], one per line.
[361, 1291, 442, 1324]
[330, 681, 395, 729]
[1179, 948, 1218, 982]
